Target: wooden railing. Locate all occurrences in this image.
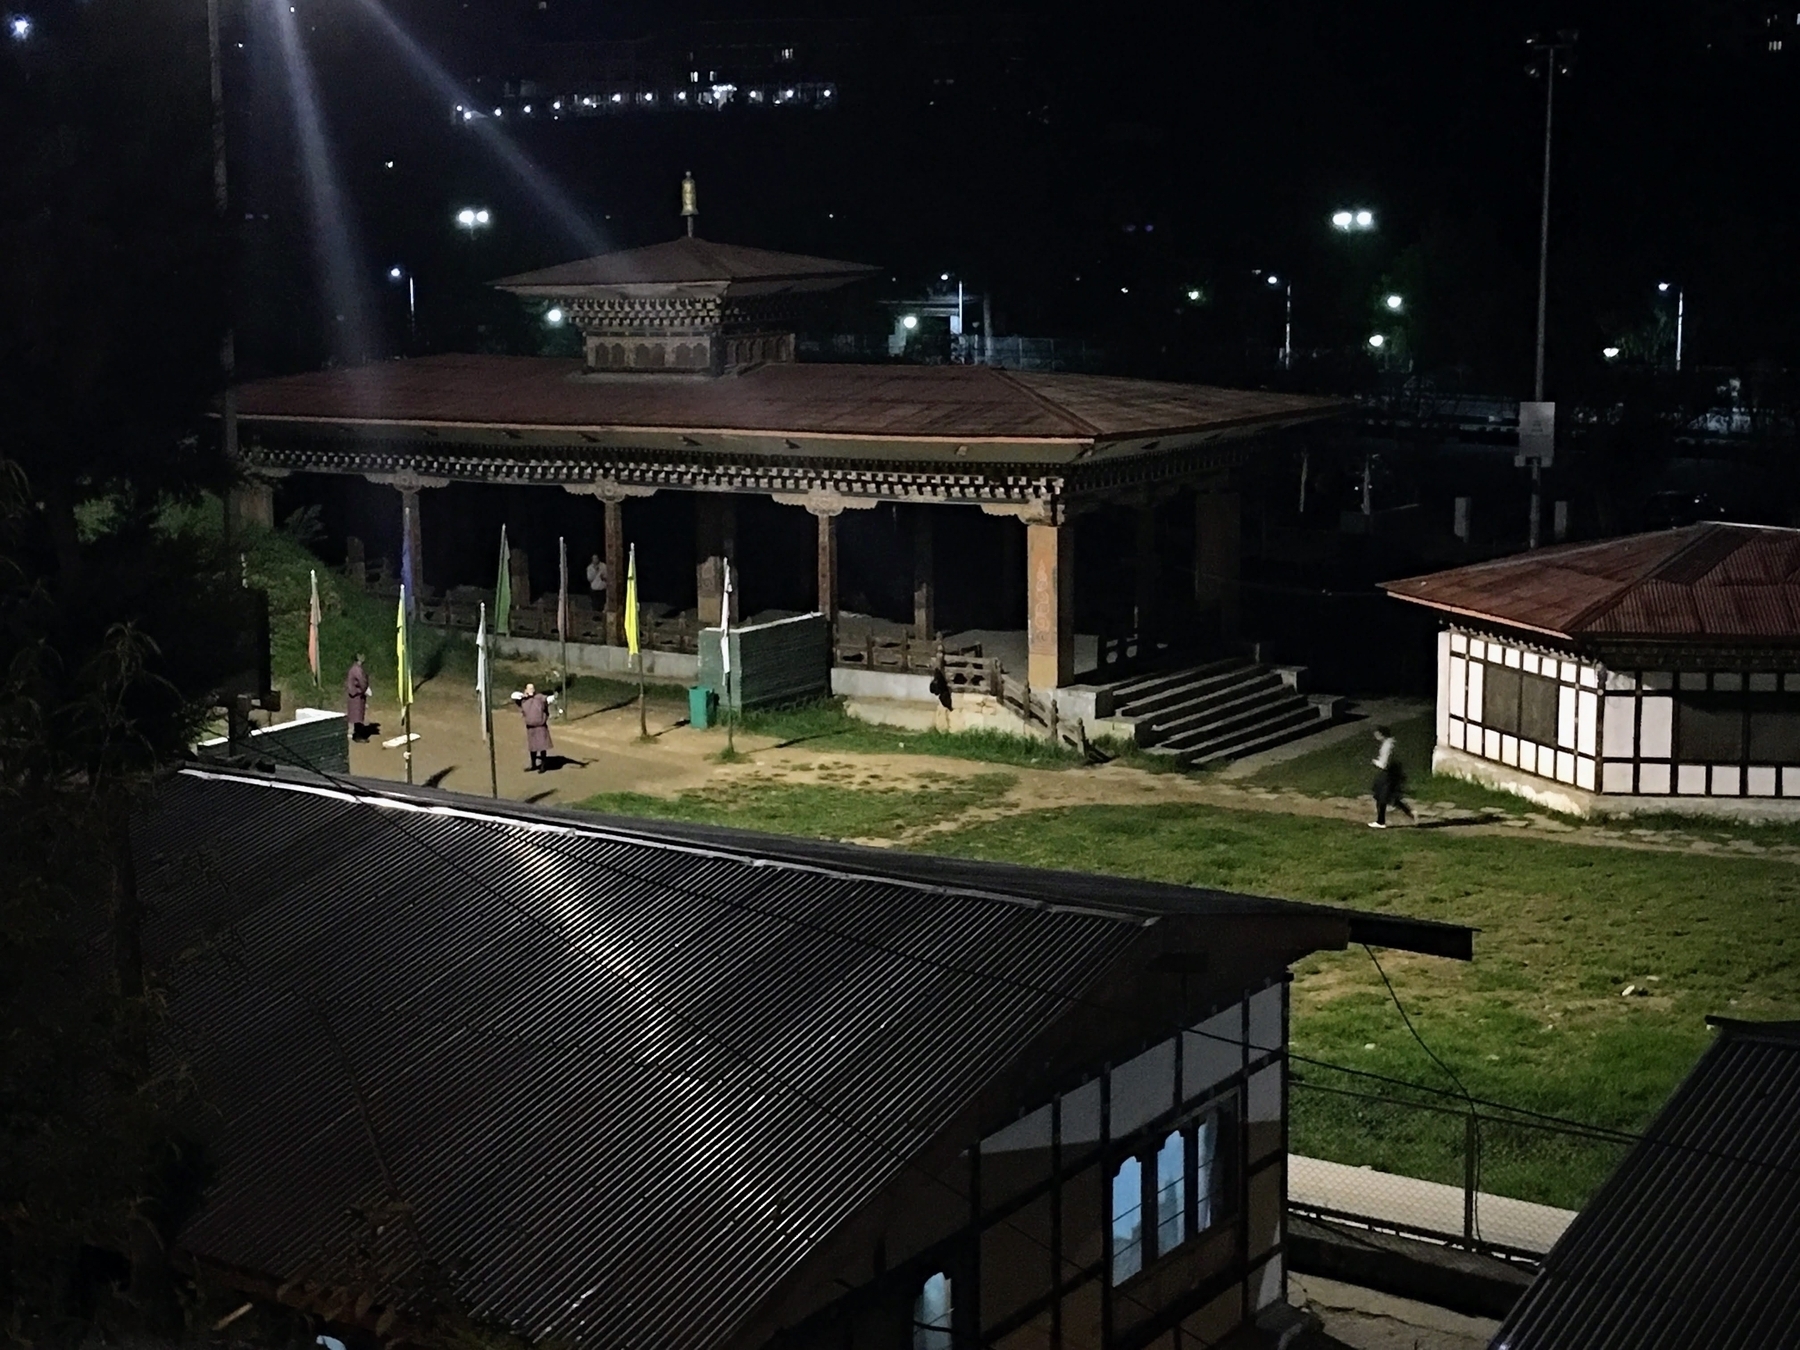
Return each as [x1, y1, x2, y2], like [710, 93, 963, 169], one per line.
[832, 633, 1001, 695]
[998, 674, 1090, 756]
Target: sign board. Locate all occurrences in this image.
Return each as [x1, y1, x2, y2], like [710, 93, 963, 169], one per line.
[1516, 400, 1555, 467]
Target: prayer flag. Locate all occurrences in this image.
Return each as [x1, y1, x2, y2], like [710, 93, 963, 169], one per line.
[720, 558, 733, 678]
[476, 602, 490, 743]
[401, 500, 417, 617]
[624, 543, 640, 657]
[307, 569, 322, 686]
[494, 525, 513, 636]
[396, 587, 415, 711]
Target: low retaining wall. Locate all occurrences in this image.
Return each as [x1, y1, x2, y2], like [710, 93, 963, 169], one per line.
[1434, 745, 1800, 821]
[491, 635, 698, 682]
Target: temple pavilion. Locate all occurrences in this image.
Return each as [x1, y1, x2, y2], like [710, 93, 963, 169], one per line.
[226, 205, 1343, 697]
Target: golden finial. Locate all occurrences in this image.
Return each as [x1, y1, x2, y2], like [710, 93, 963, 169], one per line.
[681, 172, 698, 237]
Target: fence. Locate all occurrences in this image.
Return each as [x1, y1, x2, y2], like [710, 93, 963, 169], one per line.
[1287, 1071, 1634, 1266]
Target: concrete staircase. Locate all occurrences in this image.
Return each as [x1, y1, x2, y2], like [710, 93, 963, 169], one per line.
[1088, 658, 1342, 767]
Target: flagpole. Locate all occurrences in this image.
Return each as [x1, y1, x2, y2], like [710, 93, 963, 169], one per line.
[399, 584, 414, 785]
[558, 535, 569, 720]
[627, 542, 647, 739]
[722, 558, 735, 756]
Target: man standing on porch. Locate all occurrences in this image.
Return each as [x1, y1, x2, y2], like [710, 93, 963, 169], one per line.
[586, 552, 608, 609]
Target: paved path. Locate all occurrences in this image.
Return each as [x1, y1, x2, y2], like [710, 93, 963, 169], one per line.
[1290, 1273, 1501, 1350]
[1289, 1154, 1577, 1256]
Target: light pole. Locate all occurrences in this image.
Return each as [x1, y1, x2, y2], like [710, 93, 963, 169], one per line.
[1658, 282, 1684, 371]
[387, 265, 416, 339]
[1266, 274, 1293, 368]
[1526, 30, 1576, 550]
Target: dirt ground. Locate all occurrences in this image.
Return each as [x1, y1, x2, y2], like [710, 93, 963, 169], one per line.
[335, 681, 1800, 863]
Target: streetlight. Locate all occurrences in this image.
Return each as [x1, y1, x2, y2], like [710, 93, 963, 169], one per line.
[1525, 29, 1577, 551]
[1602, 346, 1621, 360]
[1367, 333, 1387, 350]
[1384, 293, 1404, 312]
[1657, 282, 1685, 371]
[546, 306, 565, 326]
[1265, 273, 1293, 369]
[386, 265, 416, 339]
[1331, 208, 1377, 233]
[901, 314, 918, 331]
[456, 206, 492, 236]
[8, 13, 30, 40]
[1186, 287, 1203, 302]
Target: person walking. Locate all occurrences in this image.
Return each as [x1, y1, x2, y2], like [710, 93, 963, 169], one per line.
[1369, 725, 1414, 828]
[511, 681, 557, 772]
[345, 654, 371, 742]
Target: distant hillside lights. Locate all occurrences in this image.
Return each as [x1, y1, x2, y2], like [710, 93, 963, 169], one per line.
[451, 81, 836, 123]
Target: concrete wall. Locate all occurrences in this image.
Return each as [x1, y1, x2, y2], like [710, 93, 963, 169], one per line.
[1434, 744, 1800, 821]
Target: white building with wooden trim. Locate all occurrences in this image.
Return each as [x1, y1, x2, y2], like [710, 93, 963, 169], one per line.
[1383, 524, 1800, 819]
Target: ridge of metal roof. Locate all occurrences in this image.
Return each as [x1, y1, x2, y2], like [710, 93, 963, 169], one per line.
[172, 766, 1472, 958]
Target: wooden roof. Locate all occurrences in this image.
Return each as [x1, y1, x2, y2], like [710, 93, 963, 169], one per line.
[230, 354, 1344, 457]
[493, 237, 881, 299]
[1383, 524, 1800, 644]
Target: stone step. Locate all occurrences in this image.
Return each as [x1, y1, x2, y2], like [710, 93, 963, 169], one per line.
[1113, 662, 1267, 721]
[1139, 681, 1298, 744]
[1155, 703, 1324, 764]
[1105, 657, 1250, 710]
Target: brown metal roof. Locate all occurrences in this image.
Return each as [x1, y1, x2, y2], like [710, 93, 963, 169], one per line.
[493, 236, 880, 298]
[1382, 524, 1800, 643]
[231, 354, 1344, 449]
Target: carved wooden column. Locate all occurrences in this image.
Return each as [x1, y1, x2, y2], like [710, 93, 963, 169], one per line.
[1026, 521, 1074, 690]
[912, 508, 935, 638]
[603, 497, 625, 646]
[695, 493, 737, 627]
[816, 508, 841, 624]
[1194, 489, 1242, 643]
[400, 486, 425, 598]
[1134, 499, 1158, 636]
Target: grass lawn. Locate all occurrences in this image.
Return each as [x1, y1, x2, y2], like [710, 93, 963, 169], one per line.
[577, 770, 1017, 843]
[565, 776, 1800, 1210]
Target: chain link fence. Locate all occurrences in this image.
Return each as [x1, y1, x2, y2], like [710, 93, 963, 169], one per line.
[1288, 1068, 1635, 1265]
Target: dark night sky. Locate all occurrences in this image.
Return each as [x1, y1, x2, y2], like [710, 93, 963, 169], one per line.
[228, 0, 1798, 390]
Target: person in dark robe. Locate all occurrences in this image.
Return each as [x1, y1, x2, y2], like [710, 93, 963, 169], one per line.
[345, 655, 371, 742]
[511, 682, 557, 772]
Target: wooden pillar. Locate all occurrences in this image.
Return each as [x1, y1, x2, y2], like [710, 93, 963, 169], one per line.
[695, 493, 737, 626]
[510, 543, 532, 607]
[815, 508, 840, 623]
[1026, 521, 1073, 690]
[912, 509, 935, 638]
[603, 497, 625, 646]
[400, 486, 425, 597]
[1194, 491, 1242, 643]
[1133, 502, 1157, 635]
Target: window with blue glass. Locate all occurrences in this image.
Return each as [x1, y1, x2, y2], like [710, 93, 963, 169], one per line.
[1110, 1111, 1226, 1284]
[912, 1271, 952, 1350]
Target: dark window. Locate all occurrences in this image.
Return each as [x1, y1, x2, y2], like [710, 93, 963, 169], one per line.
[1483, 664, 1523, 736]
[1749, 695, 1800, 763]
[1678, 694, 1745, 761]
[1520, 673, 1560, 744]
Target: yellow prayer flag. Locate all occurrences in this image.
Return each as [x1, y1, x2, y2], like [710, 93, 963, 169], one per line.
[624, 543, 640, 657]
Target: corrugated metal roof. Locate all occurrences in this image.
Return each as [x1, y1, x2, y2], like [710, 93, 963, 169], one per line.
[1492, 1019, 1800, 1350]
[1382, 524, 1800, 643]
[228, 354, 1344, 450]
[141, 768, 1459, 1347]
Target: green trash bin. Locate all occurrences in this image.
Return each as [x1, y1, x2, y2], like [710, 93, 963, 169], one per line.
[688, 685, 717, 730]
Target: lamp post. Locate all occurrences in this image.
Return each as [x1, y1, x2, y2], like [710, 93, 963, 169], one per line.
[1525, 30, 1576, 551]
[387, 265, 416, 339]
[1266, 274, 1293, 368]
[1658, 282, 1685, 371]
[456, 206, 492, 238]
[1331, 209, 1376, 232]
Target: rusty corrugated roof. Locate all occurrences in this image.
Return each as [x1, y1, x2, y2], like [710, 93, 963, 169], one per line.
[141, 767, 1462, 1349]
[1493, 1019, 1800, 1350]
[230, 354, 1344, 449]
[1381, 524, 1800, 643]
